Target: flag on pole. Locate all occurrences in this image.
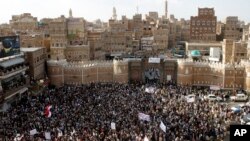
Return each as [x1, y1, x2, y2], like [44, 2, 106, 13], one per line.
[160, 121, 166, 132]
[44, 105, 52, 118]
[138, 113, 151, 121]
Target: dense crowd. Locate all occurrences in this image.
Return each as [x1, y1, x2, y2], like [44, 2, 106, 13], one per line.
[0, 82, 249, 141]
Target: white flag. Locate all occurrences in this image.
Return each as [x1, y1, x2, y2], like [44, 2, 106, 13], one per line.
[45, 132, 51, 140]
[30, 129, 38, 136]
[160, 121, 166, 132]
[111, 122, 116, 130]
[138, 113, 151, 121]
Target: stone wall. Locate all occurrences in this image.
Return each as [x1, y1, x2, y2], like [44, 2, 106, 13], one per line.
[177, 59, 246, 90]
[47, 60, 128, 86]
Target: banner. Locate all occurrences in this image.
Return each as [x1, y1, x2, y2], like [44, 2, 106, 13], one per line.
[111, 122, 116, 130]
[160, 121, 166, 132]
[167, 75, 171, 81]
[0, 36, 20, 58]
[210, 85, 220, 90]
[148, 57, 160, 63]
[45, 132, 51, 140]
[30, 129, 38, 136]
[138, 113, 151, 121]
[145, 87, 156, 94]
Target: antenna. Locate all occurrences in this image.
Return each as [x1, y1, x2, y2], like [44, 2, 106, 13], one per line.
[136, 0, 139, 14]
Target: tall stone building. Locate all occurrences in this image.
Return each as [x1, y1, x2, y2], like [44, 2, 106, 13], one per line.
[168, 15, 177, 48]
[222, 39, 248, 64]
[67, 17, 87, 45]
[10, 13, 38, 33]
[49, 15, 68, 60]
[153, 27, 168, 53]
[20, 34, 45, 47]
[0, 24, 14, 36]
[224, 16, 242, 40]
[216, 21, 225, 41]
[190, 8, 217, 41]
[21, 47, 47, 80]
[87, 31, 104, 60]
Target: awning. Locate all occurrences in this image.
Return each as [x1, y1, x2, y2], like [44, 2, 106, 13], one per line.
[110, 53, 122, 57]
[210, 85, 220, 90]
[0, 57, 25, 68]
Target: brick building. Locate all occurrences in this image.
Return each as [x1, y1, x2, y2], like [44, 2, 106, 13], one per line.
[21, 47, 47, 80]
[190, 8, 217, 41]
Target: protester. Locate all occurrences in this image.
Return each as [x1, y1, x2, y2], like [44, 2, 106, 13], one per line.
[0, 82, 249, 141]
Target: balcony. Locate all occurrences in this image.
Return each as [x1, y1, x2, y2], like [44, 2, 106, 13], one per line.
[4, 85, 28, 99]
[0, 65, 28, 79]
[0, 75, 29, 103]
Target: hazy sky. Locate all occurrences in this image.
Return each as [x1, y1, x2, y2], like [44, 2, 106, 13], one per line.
[1, 0, 250, 23]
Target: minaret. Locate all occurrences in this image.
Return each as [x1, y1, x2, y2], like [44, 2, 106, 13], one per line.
[113, 7, 117, 20]
[165, 0, 168, 18]
[69, 8, 73, 18]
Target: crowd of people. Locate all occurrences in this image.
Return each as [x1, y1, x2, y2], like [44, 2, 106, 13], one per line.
[144, 68, 160, 84]
[0, 82, 249, 141]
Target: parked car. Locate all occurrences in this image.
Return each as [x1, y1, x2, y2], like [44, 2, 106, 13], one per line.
[231, 94, 248, 102]
[204, 94, 223, 102]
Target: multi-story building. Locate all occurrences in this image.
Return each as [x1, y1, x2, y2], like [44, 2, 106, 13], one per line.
[21, 47, 47, 80]
[101, 31, 127, 57]
[10, 13, 38, 33]
[0, 36, 29, 103]
[0, 24, 14, 36]
[20, 34, 44, 47]
[179, 19, 190, 41]
[242, 24, 249, 41]
[67, 17, 87, 45]
[222, 39, 247, 64]
[146, 12, 159, 22]
[64, 45, 90, 61]
[168, 15, 177, 48]
[87, 31, 105, 60]
[153, 27, 168, 53]
[224, 16, 242, 40]
[49, 15, 68, 60]
[190, 8, 217, 41]
[216, 21, 225, 41]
